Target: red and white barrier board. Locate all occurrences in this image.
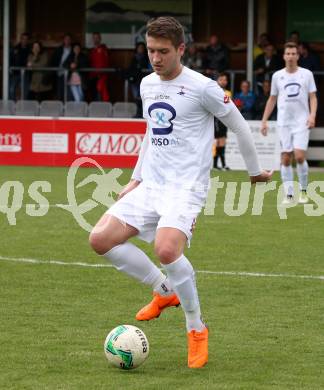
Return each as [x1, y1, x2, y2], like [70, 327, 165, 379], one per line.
[0, 117, 281, 170]
[0, 117, 146, 167]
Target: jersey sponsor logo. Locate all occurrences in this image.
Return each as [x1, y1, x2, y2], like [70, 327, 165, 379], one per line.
[151, 137, 179, 147]
[284, 82, 301, 98]
[224, 95, 230, 104]
[148, 102, 176, 135]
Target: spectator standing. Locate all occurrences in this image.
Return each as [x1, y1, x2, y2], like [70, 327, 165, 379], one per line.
[288, 31, 300, 45]
[254, 80, 276, 120]
[214, 72, 232, 170]
[65, 43, 88, 102]
[27, 41, 52, 101]
[89, 32, 110, 101]
[51, 33, 73, 100]
[254, 43, 282, 92]
[9, 32, 31, 100]
[204, 34, 229, 78]
[182, 44, 203, 70]
[253, 32, 270, 59]
[234, 80, 256, 119]
[125, 42, 150, 117]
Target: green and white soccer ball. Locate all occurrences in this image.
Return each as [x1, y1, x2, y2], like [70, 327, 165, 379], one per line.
[104, 325, 149, 370]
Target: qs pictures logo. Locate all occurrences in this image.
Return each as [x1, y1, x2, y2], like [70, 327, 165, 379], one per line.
[0, 157, 124, 232]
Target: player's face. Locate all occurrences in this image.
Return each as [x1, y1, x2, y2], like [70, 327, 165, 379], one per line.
[283, 48, 299, 67]
[146, 35, 185, 80]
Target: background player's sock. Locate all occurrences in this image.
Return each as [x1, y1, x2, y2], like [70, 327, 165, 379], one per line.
[214, 147, 221, 168]
[296, 160, 308, 191]
[281, 164, 294, 196]
[162, 255, 205, 332]
[219, 146, 226, 168]
[103, 243, 172, 295]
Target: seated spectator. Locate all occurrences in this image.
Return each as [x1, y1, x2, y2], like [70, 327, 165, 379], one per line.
[253, 32, 270, 59]
[65, 43, 88, 102]
[254, 80, 276, 120]
[125, 42, 150, 117]
[254, 43, 282, 92]
[9, 32, 31, 100]
[233, 80, 256, 120]
[204, 34, 229, 78]
[89, 32, 110, 102]
[182, 44, 203, 70]
[298, 42, 320, 72]
[27, 41, 52, 101]
[51, 33, 73, 100]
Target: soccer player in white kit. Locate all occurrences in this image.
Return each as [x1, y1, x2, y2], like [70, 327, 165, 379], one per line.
[89, 17, 272, 368]
[261, 42, 317, 204]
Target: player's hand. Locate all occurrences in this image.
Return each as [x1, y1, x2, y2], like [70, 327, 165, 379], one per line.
[118, 179, 140, 200]
[250, 170, 273, 184]
[260, 121, 268, 136]
[307, 115, 316, 129]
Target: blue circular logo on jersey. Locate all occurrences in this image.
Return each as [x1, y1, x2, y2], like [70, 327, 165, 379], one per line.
[284, 82, 301, 98]
[148, 102, 176, 135]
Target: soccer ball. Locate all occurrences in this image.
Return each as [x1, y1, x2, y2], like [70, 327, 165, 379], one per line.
[104, 325, 149, 370]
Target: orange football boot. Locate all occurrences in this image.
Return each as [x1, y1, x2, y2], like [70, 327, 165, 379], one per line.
[187, 326, 208, 368]
[136, 292, 180, 321]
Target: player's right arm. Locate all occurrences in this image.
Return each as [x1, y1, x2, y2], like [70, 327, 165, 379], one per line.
[118, 127, 149, 200]
[260, 95, 277, 136]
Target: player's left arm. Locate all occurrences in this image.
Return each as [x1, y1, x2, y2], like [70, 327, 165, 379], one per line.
[202, 81, 272, 183]
[307, 92, 317, 128]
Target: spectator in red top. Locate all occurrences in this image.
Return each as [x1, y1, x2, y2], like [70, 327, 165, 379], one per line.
[89, 32, 110, 101]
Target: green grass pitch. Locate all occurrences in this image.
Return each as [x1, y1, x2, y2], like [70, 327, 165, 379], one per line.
[1, 166, 323, 389]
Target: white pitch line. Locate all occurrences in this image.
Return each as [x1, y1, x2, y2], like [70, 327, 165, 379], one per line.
[0, 255, 323, 281]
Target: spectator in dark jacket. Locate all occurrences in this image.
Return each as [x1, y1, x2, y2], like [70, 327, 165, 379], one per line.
[65, 43, 88, 102]
[204, 34, 229, 78]
[254, 43, 282, 92]
[125, 42, 150, 117]
[27, 41, 52, 101]
[9, 32, 31, 100]
[51, 33, 73, 100]
[298, 42, 320, 72]
[254, 80, 276, 120]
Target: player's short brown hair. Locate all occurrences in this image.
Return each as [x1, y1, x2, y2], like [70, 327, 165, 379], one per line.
[284, 41, 298, 52]
[146, 17, 185, 49]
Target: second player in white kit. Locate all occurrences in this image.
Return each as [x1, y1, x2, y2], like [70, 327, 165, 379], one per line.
[261, 42, 317, 204]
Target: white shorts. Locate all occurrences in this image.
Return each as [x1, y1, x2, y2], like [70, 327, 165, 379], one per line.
[278, 126, 310, 152]
[106, 183, 205, 245]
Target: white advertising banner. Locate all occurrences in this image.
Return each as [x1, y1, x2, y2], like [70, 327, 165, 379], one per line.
[226, 120, 280, 171]
[32, 133, 68, 153]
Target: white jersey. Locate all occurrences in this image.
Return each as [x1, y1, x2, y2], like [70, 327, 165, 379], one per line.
[139, 66, 233, 190]
[271, 67, 317, 127]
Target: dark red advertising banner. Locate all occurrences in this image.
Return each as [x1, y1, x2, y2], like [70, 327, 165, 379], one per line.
[0, 117, 146, 167]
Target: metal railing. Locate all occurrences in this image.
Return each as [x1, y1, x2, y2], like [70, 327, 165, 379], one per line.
[8, 66, 324, 103]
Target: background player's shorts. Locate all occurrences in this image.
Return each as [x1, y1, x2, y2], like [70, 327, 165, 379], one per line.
[278, 125, 310, 152]
[106, 183, 205, 245]
[214, 119, 228, 138]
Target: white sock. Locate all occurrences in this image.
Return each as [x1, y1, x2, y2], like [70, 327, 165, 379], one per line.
[281, 165, 294, 196]
[104, 242, 172, 295]
[296, 160, 308, 191]
[162, 255, 205, 332]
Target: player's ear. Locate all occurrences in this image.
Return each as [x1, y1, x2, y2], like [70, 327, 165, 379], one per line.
[178, 43, 185, 56]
